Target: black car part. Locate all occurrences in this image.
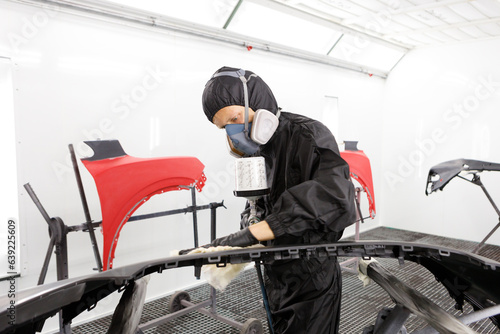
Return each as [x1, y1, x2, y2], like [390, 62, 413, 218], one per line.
[1, 241, 500, 333]
[426, 158, 500, 253]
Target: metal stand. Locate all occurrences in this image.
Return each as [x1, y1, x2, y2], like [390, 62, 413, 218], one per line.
[362, 260, 478, 334]
[139, 289, 262, 334]
[426, 159, 500, 254]
[340, 187, 363, 273]
[69, 144, 103, 271]
[138, 197, 263, 334]
[460, 174, 500, 253]
[23, 183, 71, 334]
[24, 144, 228, 333]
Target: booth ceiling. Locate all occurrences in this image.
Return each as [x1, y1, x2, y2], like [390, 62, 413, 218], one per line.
[13, 0, 500, 77]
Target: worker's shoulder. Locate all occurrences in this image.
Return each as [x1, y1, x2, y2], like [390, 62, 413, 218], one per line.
[281, 111, 331, 136]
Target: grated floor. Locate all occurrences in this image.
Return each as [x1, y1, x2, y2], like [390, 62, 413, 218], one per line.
[72, 227, 500, 334]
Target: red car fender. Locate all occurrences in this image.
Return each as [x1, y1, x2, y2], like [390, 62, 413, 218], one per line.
[81, 141, 206, 270]
[340, 150, 376, 218]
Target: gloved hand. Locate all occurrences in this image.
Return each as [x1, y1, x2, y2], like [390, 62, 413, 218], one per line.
[177, 228, 258, 255]
[211, 228, 258, 247]
[178, 244, 209, 255]
[178, 247, 195, 255]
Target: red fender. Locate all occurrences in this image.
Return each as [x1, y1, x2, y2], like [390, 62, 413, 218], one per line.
[81, 140, 206, 270]
[340, 149, 376, 218]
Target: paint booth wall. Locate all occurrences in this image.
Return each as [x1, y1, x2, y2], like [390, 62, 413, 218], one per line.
[0, 2, 385, 330]
[381, 38, 500, 245]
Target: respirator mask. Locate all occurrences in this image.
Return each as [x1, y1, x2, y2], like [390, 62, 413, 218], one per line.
[212, 69, 280, 158]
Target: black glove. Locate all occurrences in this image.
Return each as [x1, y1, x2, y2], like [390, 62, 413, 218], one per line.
[211, 228, 258, 247]
[178, 247, 195, 255]
[178, 228, 258, 255]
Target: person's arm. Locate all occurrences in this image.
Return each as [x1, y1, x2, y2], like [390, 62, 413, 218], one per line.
[179, 220, 274, 254]
[249, 220, 275, 241]
[264, 129, 356, 239]
[209, 220, 274, 247]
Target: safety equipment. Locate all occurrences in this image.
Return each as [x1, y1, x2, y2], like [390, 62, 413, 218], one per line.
[251, 109, 280, 145]
[202, 67, 279, 121]
[251, 111, 355, 333]
[206, 68, 280, 157]
[233, 156, 269, 198]
[210, 227, 259, 247]
[225, 123, 260, 156]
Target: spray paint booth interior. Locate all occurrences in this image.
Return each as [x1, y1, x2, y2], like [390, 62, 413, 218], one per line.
[1, 0, 500, 333]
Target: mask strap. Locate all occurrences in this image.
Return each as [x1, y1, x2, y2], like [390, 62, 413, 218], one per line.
[212, 69, 257, 140]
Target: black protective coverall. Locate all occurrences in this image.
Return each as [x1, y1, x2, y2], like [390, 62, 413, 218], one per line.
[251, 111, 356, 334]
[201, 66, 355, 333]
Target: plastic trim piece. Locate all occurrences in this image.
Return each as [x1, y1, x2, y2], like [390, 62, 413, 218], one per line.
[1, 240, 499, 333]
[425, 158, 500, 195]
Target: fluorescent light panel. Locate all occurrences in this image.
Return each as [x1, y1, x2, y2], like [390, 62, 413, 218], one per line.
[328, 33, 405, 71]
[105, 0, 238, 28]
[227, 1, 343, 54]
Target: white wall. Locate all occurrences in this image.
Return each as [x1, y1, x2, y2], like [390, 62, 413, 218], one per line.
[0, 57, 19, 277]
[381, 39, 500, 245]
[0, 2, 385, 331]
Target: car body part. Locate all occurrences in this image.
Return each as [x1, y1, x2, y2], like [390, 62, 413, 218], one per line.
[340, 141, 376, 274]
[362, 306, 409, 334]
[25, 140, 245, 333]
[340, 141, 376, 219]
[363, 260, 476, 334]
[81, 140, 206, 270]
[426, 158, 500, 253]
[425, 158, 500, 195]
[106, 276, 149, 334]
[1, 240, 499, 333]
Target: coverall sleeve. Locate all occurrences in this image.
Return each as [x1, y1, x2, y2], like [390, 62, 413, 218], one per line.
[265, 132, 356, 238]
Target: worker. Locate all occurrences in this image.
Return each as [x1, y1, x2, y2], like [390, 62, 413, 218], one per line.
[201, 66, 356, 334]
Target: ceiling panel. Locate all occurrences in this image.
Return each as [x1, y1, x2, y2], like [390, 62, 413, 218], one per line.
[423, 6, 469, 25]
[440, 27, 475, 40]
[478, 22, 500, 34]
[291, 0, 500, 47]
[424, 30, 456, 42]
[392, 13, 438, 30]
[458, 24, 492, 38]
[318, 0, 373, 17]
[347, 0, 392, 13]
[405, 32, 441, 44]
[407, 10, 450, 26]
[472, 0, 500, 17]
[448, 2, 489, 20]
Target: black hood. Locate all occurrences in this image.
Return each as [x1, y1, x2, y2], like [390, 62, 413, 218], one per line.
[202, 66, 279, 122]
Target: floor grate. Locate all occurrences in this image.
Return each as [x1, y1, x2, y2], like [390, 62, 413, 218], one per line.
[72, 227, 500, 333]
